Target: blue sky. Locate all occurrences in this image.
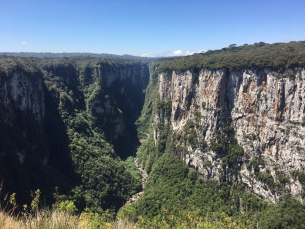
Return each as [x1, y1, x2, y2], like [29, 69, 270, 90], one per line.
[1, 0, 305, 56]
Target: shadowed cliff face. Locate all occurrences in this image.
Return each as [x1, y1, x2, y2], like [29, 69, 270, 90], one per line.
[83, 63, 150, 158]
[42, 60, 149, 159]
[156, 68, 305, 202]
[0, 68, 46, 156]
[0, 63, 54, 204]
[0, 57, 149, 210]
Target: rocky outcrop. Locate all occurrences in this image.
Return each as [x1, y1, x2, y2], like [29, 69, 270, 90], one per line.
[0, 69, 45, 125]
[157, 68, 305, 202]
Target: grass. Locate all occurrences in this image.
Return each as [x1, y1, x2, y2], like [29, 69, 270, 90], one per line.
[0, 209, 80, 229]
[0, 209, 138, 229]
[0, 202, 245, 228]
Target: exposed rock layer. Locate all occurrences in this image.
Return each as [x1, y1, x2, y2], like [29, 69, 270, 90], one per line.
[157, 68, 305, 202]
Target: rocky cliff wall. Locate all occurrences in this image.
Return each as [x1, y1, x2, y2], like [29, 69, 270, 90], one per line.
[0, 63, 51, 203]
[41, 60, 148, 209]
[77, 62, 150, 157]
[157, 68, 305, 202]
[1, 70, 45, 123]
[0, 58, 150, 167]
[0, 57, 148, 208]
[0, 66, 46, 164]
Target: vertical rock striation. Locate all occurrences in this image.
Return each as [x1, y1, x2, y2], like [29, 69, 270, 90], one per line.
[0, 65, 46, 163]
[79, 63, 150, 157]
[157, 68, 305, 202]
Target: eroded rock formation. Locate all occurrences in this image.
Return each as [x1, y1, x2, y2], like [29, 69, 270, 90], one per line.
[156, 68, 305, 202]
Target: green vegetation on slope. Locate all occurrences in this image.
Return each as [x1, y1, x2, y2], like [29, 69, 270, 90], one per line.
[158, 41, 305, 73]
[123, 157, 142, 182]
[0, 56, 147, 213]
[128, 58, 305, 228]
[42, 57, 146, 212]
[119, 152, 305, 228]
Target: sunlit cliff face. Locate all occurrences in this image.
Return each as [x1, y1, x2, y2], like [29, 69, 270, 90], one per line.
[157, 68, 305, 202]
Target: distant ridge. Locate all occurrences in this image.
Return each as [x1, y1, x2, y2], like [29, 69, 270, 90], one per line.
[0, 52, 158, 61]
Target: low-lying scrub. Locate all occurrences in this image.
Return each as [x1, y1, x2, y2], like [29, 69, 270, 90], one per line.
[0, 208, 141, 229]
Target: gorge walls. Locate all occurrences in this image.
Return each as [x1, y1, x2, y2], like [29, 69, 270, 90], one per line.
[1, 42, 305, 211]
[0, 57, 149, 209]
[154, 68, 305, 202]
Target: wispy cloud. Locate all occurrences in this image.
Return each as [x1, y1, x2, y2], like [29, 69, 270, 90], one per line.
[173, 50, 183, 55]
[138, 49, 205, 58]
[162, 49, 205, 57]
[21, 41, 26, 45]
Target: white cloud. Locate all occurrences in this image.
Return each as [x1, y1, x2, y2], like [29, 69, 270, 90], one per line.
[162, 50, 205, 57]
[21, 41, 26, 45]
[138, 50, 206, 58]
[185, 51, 195, 55]
[173, 50, 182, 55]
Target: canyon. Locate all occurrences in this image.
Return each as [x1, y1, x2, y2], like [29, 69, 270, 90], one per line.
[0, 42, 305, 214]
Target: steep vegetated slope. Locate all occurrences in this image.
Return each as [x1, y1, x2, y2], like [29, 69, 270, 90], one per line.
[124, 41, 305, 227]
[0, 56, 149, 212]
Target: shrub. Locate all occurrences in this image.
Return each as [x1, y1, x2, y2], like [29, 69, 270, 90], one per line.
[59, 200, 78, 214]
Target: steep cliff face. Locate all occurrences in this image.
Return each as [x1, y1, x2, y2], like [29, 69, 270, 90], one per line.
[42, 60, 149, 157]
[77, 62, 149, 157]
[157, 68, 305, 202]
[0, 61, 51, 204]
[0, 56, 148, 210]
[0, 65, 47, 163]
[2, 70, 45, 123]
[41, 59, 149, 209]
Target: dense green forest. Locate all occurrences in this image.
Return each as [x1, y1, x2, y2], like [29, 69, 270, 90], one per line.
[157, 41, 305, 73]
[120, 153, 305, 228]
[0, 52, 156, 61]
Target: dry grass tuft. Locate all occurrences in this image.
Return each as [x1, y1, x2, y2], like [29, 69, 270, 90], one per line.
[0, 209, 138, 229]
[0, 209, 81, 229]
